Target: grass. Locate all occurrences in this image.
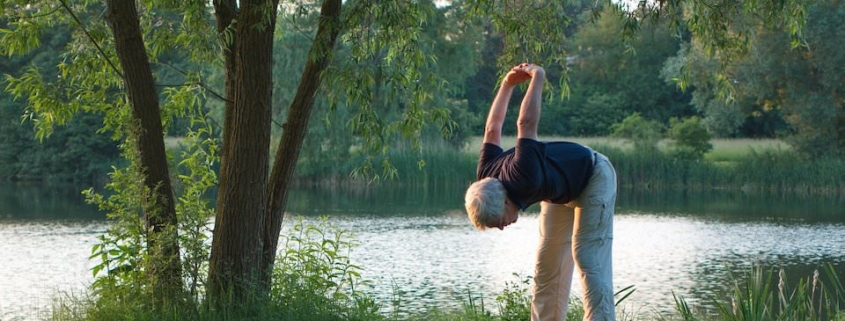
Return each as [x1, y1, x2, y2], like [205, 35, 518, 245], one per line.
[463, 136, 791, 162]
[704, 138, 792, 162]
[164, 136, 188, 150]
[164, 134, 841, 196]
[456, 136, 845, 196]
[673, 264, 845, 321]
[167, 135, 790, 166]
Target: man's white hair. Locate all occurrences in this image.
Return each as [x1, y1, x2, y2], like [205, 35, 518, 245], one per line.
[465, 177, 506, 230]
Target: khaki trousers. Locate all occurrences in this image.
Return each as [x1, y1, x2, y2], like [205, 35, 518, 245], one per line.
[531, 152, 617, 321]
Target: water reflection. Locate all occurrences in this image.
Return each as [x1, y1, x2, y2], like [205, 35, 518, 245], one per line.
[0, 220, 103, 321]
[613, 214, 844, 313]
[286, 185, 845, 314]
[620, 188, 845, 223]
[0, 183, 103, 220]
[1, 183, 843, 320]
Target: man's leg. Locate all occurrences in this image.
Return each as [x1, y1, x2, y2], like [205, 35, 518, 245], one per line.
[531, 202, 575, 321]
[572, 153, 617, 321]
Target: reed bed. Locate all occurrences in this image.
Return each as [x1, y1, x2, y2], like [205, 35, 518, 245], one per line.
[308, 138, 840, 197]
[599, 146, 844, 196]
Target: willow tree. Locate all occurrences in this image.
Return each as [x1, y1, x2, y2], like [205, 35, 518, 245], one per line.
[0, 0, 452, 305]
[0, 0, 811, 309]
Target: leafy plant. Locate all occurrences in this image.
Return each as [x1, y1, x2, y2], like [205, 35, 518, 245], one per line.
[495, 274, 532, 321]
[83, 144, 149, 300]
[611, 113, 664, 152]
[667, 116, 713, 160]
[172, 110, 218, 301]
[271, 217, 382, 320]
[83, 106, 218, 306]
[672, 264, 845, 321]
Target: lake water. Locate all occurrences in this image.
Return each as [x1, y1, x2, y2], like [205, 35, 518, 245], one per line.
[1, 183, 844, 320]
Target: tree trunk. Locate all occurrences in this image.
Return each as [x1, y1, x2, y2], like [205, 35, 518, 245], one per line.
[261, 0, 343, 288]
[104, 0, 183, 301]
[207, 0, 280, 303]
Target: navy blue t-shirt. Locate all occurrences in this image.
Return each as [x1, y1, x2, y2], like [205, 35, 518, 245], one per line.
[476, 138, 594, 210]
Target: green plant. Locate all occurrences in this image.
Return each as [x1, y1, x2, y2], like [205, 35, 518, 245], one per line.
[271, 217, 383, 320]
[672, 264, 845, 321]
[611, 113, 664, 152]
[83, 144, 150, 300]
[172, 112, 219, 301]
[667, 116, 713, 161]
[496, 274, 532, 321]
[82, 108, 218, 309]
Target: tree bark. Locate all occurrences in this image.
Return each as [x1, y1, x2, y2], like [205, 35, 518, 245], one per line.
[207, 0, 280, 303]
[104, 0, 183, 301]
[261, 0, 343, 288]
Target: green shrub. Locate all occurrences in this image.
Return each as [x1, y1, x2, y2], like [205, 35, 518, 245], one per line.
[667, 116, 712, 160]
[611, 113, 664, 152]
[271, 217, 383, 321]
[495, 274, 532, 321]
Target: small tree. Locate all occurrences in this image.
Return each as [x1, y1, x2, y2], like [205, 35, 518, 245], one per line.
[667, 116, 713, 160]
[611, 112, 664, 152]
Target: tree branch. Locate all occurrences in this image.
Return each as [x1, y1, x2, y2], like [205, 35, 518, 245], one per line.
[154, 61, 230, 103]
[58, 0, 123, 79]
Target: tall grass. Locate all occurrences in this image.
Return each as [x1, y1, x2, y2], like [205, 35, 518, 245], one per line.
[601, 146, 845, 196]
[673, 264, 845, 321]
[294, 136, 842, 197]
[293, 144, 477, 188]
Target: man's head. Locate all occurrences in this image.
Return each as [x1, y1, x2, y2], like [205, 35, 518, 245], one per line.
[465, 177, 519, 230]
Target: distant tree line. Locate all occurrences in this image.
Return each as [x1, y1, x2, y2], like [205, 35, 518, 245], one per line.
[0, 28, 120, 183]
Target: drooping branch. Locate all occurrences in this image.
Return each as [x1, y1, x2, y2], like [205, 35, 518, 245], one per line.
[59, 0, 123, 78]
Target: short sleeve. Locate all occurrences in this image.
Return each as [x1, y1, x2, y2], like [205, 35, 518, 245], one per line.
[477, 143, 503, 179]
[512, 138, 544, 185]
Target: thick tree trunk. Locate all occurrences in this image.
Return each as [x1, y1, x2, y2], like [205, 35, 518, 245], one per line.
[207, 0, 280, 303]
[261, 0, 343, 288]
[104, 0, 182, 300]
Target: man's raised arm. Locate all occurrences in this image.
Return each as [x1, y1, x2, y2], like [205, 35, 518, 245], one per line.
[514, 64, 545, 141]
[483, 67, 531, 146]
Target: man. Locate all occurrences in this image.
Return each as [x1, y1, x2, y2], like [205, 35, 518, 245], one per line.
[464, 63, 618, 321]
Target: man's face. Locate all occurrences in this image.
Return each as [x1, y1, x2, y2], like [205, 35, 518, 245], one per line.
[486, 198, 520, 230]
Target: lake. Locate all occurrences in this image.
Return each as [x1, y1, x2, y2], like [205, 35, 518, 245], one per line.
[1, 183, 844, 320]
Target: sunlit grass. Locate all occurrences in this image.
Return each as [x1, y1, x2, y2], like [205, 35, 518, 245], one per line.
[164, 135, 838, 196]
[705, 138, 792, 162]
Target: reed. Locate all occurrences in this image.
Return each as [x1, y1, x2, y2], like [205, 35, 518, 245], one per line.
[672, 264, 845, 321]
[293, 145, 477, 188]
[294, 136, 841, 197]
[594, 145, 844, 196]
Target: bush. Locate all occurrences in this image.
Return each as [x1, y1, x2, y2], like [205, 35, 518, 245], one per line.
[611, 113, 664, 152]
[667, 116, 712, 160]
[272, 217, 383, 321]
